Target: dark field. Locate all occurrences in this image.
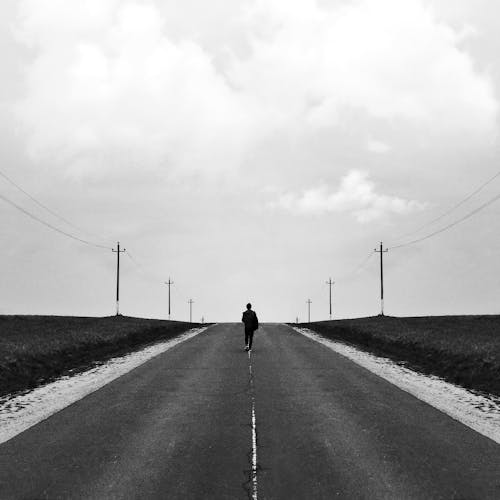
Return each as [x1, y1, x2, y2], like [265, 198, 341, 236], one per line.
[0, 315, 200, 397]
[296, 315, 500, 396]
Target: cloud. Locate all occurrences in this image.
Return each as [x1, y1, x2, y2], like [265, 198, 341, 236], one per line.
[10, 0, 498, 183]
[13, 0, 256, 179]
[2, 0, 500, 321]
[268, 170, 426, 222]
[230, 0, 498, 137]
[367, 138, 391, 154]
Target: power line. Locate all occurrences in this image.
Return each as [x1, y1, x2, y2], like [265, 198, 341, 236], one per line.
[172, 281, 190, 302]
[351, 251, 375, 275]
[337, 251, 374, 282]
[125, 251, 143, 271]
[0, 191, 112, 250]
[393, 168, 500, 242]
[0, 168, 106, 240]
[389, 191, 500, 250]
[126, 251, 159, 282]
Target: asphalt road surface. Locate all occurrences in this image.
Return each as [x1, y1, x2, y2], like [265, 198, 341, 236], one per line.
[0, 323, 499, 499]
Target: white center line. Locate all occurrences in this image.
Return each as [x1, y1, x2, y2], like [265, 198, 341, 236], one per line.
[251, 401, 258, 499]
[248, 351, 258, 500]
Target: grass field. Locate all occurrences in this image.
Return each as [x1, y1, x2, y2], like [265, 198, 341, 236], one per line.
[0, 315, 201, 397]
[295, 315, 500, 396]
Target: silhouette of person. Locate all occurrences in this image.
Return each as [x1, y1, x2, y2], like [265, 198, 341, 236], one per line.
[242, 303, 259, 351]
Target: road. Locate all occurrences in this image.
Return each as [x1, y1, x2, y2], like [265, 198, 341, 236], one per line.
[0, 323, 499, 499]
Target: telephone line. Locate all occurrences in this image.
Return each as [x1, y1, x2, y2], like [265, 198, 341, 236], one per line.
[0, 191, 112, 250]
[172, 282, 189, 301]
[0, 168, 106, 241]
[351, 251, 375, 275]
[126, 251, 143, 269]
[337, 251, 374, 282]
[126, 251, 170, 287]
[393, 168, 500, 242]
[389, 191, 500, 250]
[126, 251, 153, 278]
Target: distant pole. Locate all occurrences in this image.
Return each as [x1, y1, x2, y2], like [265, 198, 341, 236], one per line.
[296, 316, 299, 324]
[188, 299, 194, 323]
[326, 278, 334, 320]
[164, 278, 174, 320]
[374, 242, 388, 316]
[306, 299, 312, 323]
[201, 316, 204, 324]
[112, 242, 126, 316]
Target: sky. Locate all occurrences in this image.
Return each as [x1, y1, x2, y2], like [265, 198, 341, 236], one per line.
[1, 0, 500, 322]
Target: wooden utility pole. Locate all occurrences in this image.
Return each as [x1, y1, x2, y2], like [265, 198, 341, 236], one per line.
[164, 278, 174, 319]
[188, 299, 194, 323]
[306, 299, 312, 323]
[326, 278, 334, 320]
[374, 242, 388, 316]
[112, 242, 126, 316]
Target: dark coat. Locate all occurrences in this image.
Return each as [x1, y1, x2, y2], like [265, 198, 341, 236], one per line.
[242, 309, 259, 332]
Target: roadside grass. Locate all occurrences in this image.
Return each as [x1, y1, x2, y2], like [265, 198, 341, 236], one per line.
[0, 315, 203, 397]
[294, 315, 500, 396]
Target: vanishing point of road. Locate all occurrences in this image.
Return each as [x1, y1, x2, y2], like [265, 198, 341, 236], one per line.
[0, 323, 499, 499]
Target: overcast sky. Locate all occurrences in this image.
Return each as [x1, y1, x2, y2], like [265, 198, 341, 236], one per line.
[1, 0, 500, 322]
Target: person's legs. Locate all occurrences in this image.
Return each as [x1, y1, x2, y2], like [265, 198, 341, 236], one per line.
[245, 329, 250, 349]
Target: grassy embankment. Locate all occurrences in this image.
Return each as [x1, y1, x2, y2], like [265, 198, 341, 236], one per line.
[0, 315, 202, 397]
[295, 315, 500, 396]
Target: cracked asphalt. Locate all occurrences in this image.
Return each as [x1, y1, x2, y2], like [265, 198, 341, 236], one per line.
[0, 323, 499, 499]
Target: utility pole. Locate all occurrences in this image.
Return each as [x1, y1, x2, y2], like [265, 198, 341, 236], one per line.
[164, 278, 174, 320]
[112, 242, 126, 316]
[326, 278, 334, 320]
[374, 242, 388, 316]
[188, 299, 194, 323]
[306, 299, 312, 323]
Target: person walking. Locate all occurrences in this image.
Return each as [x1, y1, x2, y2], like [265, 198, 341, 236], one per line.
[242, 303, 259, 351]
